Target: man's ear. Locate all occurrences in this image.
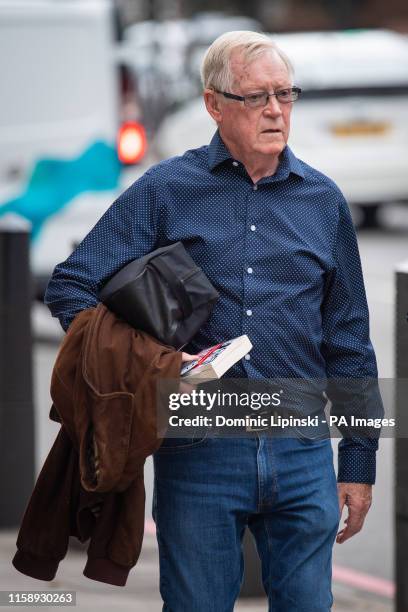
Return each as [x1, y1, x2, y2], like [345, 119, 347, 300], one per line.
[203, 89, 223, 124]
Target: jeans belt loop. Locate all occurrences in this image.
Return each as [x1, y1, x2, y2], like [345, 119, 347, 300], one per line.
[245, 409, 271, 432]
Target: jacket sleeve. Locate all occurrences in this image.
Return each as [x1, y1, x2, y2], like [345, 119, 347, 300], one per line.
[44, 171, 159, 331]
[320, 193, 384, 484]
[12, 428, 77, 581]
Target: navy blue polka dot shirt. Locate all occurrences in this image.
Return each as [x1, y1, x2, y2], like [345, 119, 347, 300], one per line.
[45, 130, 382, 484]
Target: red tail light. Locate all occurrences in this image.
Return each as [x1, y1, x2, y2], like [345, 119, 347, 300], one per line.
[117, 122, 147, 164]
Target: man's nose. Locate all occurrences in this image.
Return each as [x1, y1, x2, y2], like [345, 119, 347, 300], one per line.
[263, 95, 283, 116]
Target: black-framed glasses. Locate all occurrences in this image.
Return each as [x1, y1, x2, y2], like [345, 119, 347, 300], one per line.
[214, 87, 302, 108]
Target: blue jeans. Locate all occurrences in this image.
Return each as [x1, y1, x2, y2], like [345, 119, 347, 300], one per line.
[152, 434, 340, 612]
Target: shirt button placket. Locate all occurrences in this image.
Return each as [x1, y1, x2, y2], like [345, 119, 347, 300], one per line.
[243, 184, 258, 369]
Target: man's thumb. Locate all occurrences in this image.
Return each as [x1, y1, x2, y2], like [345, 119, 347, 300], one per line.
[181, 352, 199, 362]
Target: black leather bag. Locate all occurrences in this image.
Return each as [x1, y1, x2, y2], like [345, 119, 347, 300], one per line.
[99, 242, 219, 350]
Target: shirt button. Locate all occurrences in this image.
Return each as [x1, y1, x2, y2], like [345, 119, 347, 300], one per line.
[232, 161, 239, 167]
[247, 267, 253, 273]
[250, 225, 256, 231]
[253, 184, 258, 190]
[244, 354, 251, 361]
[246, 309, 252, 316]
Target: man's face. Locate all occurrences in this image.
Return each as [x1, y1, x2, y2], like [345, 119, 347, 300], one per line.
[206, 49, 293, 160]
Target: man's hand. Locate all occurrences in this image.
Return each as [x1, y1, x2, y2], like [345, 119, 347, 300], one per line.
[336, 482, 372, 543]
[179, 352, 199, 395]
[181, 352, 199, 364]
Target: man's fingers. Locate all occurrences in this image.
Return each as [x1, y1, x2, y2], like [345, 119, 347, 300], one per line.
[179, 353, 199, 394]
[336, 499, 371, 544]
[336, 512, 364, 543]
[181, 352, 199, 362]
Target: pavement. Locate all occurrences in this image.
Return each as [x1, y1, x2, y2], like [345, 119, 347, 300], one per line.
[0, 529, 392, 611]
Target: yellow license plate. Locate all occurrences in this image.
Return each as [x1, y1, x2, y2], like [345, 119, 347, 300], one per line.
[331, 121, 391, 136]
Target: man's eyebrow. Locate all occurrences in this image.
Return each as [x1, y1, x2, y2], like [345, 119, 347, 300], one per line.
[242, 82, 292, 92]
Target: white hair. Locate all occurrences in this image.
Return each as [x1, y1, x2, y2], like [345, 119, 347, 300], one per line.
[200, 30, 294, 92]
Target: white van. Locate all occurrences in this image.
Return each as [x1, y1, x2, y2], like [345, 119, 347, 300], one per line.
[0, 0, 147, 296]
[156, 29, 408, 227]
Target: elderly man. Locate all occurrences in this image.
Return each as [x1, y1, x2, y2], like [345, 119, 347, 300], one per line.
[46, 31, 380, 611]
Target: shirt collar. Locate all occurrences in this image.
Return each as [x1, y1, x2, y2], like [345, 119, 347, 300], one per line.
[208, 130, 232, 170]
[208, 130, 305, 180]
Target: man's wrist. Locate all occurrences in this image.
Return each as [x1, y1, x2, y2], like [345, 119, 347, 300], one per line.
[337, 447, 376, 484]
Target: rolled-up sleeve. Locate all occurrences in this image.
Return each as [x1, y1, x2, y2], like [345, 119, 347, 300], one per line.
[44, 171, 158, 331]
[321, 193, 384, 484]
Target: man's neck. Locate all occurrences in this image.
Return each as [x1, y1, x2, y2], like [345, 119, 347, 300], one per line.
[219, 133, 281, 184]
[241, 155, 280, 184]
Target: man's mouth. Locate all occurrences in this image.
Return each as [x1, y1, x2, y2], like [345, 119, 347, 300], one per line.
[261, 129, 281, 133]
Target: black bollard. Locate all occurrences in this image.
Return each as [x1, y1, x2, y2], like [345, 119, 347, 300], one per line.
[0, 214, 35, 527]
[395, 262, 408, 611]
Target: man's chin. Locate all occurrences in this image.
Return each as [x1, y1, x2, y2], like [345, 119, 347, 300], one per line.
[254, 142, 286, 157]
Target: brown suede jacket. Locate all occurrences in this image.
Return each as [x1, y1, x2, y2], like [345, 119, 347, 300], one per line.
[12, 303, 182, 586]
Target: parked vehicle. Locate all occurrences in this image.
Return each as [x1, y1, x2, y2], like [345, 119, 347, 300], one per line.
[0, 0, 147, 297]
[156, 29, 408, 227]
[121, 12, 261, 119]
